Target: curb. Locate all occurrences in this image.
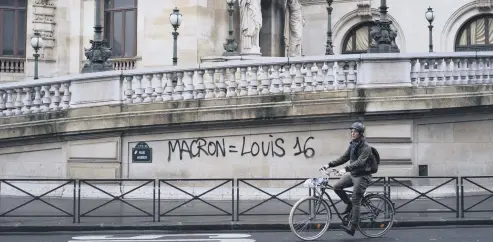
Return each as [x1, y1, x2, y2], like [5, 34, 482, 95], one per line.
[0, 219, 492, 232]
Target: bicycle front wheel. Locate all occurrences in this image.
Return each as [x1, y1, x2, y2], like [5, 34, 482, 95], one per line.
[357, 193, 395, 238]
[289, 196, 332, 241]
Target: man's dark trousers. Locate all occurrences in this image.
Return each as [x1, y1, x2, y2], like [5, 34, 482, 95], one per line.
[333, 172, 372, 224]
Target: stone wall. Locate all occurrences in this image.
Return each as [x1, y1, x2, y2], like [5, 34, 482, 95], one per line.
[1, 112, 492, 181]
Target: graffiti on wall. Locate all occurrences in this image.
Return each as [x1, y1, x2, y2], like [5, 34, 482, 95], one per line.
[167, 135, 315, 161]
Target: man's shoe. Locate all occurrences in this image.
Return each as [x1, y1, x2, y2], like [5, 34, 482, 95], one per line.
[341, 203, 352, 215]
[340, 223, 356, 236]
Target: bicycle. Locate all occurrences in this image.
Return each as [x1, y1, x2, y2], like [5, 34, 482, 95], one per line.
[288, 169, 395, 241]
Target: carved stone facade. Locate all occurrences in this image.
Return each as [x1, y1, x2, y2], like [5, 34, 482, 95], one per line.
[356, 0, 372, 18]
[476, 0, 493, 10]
[32, 0, 56, 60]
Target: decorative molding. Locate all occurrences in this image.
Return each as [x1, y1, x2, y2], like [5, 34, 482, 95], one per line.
[300, 0, 362, 5]
[356, 0, 371, 17]
[476, 0, 493, 10]
[32, 0, 57, 60]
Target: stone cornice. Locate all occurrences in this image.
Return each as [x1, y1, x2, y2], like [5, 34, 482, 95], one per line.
[0, 85, 492, 146]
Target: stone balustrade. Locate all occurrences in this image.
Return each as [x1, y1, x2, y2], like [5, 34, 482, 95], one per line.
[0, 51, 491, 117]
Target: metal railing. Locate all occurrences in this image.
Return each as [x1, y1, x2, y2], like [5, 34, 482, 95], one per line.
[0, 176, 490, 223]
[388, 176, 460, 218]
[158, 179, 234, 222]
[0, 179, 76, 222]
[77, 179, 155, 223]
[460, 176, 493, 218]
[236, 178, 309, 221]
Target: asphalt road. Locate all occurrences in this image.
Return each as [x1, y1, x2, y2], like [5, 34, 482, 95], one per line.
[0, 226, 491, 242]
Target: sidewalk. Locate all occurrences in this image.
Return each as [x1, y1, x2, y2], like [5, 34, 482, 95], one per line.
[0, 194, 492, 232]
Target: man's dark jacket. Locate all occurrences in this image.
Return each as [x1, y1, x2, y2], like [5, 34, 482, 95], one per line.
[329, 138, 374, 177]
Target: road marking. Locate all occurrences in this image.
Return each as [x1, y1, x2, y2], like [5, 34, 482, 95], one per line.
[69, 233, 255, 242]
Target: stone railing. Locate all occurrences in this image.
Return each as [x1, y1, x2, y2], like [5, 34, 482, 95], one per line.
[0, 51, 491, 117]
[0, 57, 25, 73]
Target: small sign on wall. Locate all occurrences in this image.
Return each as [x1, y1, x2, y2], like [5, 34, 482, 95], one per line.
[132, 142, 152, 163]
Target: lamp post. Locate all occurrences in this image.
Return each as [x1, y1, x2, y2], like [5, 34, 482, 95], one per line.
[325, 0, 334, 55]
[425, 7, 434, 52]
[81, 0, 113, 73]
[223, 0, 239, 56]
[169, 7, 183, 66]
[368, 0, 400, 53]
[30, 32, 43, 80]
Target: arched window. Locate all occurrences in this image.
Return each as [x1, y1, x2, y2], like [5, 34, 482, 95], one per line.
[342, 21, 398, 54]
[342, 22, 372, 54]
[455, 15, 493, 52]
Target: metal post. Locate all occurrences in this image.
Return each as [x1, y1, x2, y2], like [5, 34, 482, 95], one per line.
[81, 0, 113, 73]
[172, 27, 178, 66]
[33, 50, 39, 80]
[428, 24, 433, 52]
[325, 0, 334, 55]
[367, 0, 400, 53]
[223, 2, 239, 56]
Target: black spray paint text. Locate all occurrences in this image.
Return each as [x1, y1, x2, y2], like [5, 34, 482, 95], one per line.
[167, 135, 315, 161]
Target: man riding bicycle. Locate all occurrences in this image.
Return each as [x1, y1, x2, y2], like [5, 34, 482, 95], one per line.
[320, 122, 374, 236]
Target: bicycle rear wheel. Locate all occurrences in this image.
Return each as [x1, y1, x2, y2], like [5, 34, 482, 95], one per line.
[289, 196, 332, 241]
[357, 193, 395, 238]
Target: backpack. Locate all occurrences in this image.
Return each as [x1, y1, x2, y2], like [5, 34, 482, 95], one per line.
[368, 146, 380, 174]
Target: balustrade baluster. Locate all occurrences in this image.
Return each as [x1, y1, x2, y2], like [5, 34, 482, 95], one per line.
[293, 63, 303, 92]
[436, 59, 444, 86]
[239, 67, 248, 96]
[281, 64, 292, 93]
[0, 91, 5, 117]
[467, 58, 476, 84]
[196, 70, 206, 99]
[249, 66, 259, 95]
[304, 63, 314, 92]
[270, 65, 281, 94]
[51, 84, 61, 111]
[124, 76, 134, 104]
[41, 86, 51, 112]
[32, 86, 42, 113]
[476, 58, 484, 84]
[217, 68, 227, 98]
[13, 88, 23, 115]
[335, 62, 346, 90]
[488, 58, 493, 83]
[163, 73, 174, 101]
[315, 62, 324, 91]
[144, 74, 154, 102]
[22, 87, 32, 114]
[427, 59, 436, 87]
[347, 61, 356, 89]
[226, 67, 238, 97]
[410, 59, 418, 87]
[206, 69, 216, 98]
[61, 82, 71, 109]
[174, 72, 184, 100]
[460, 59, 468, 85]
[183, 70, 195, 100]
[326, 62, 335, 90]
[443, 59, 452, 85]
[5, 89, 14, 116]
[260, 66, 270, 95]
[154, 74, 164, 102]
[134, 75, 143, 103]
[418, 59, 427, 87]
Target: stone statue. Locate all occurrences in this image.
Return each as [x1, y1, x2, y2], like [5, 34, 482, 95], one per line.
[239, 0, 262, 55]
[284, 0, 305, 57]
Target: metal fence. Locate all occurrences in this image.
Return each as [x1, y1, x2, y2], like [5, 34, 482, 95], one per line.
[0, 176, 491, 223]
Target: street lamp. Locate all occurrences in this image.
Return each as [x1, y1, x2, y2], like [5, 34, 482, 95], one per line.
[169, 7, 183, 66]
[30, 32, 43, 80]
[368, 0, 400, 53]
[325, 0, 334, 55]
[425, 7, 435, 52]
[223, 0, 239, 56]
[81, 0, 113, 73]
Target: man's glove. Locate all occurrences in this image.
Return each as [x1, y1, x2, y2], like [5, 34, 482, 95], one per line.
[320, 164, 330, 171]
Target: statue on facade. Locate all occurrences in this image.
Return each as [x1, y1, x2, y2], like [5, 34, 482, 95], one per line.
[284, 0, 305, 57]
[239, 0, 262, 55]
